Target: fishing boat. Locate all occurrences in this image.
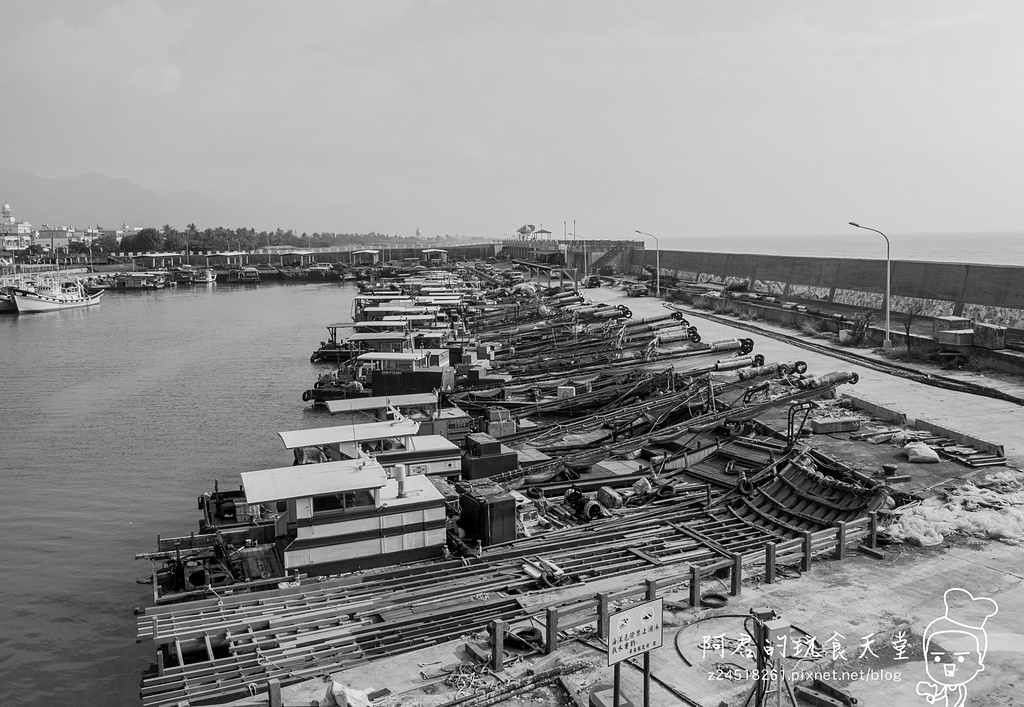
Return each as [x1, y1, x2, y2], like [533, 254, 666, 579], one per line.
[191, 268, 217, 284]
[1, 274, 37, 313]
[226, 267, 260, 283]
[10, 278, 104, 312]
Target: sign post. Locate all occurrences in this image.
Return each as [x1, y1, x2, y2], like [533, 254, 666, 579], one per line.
[607, 594, 663, 707]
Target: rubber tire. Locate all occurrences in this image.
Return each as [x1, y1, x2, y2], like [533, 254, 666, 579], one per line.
[700, 593, 729, 609]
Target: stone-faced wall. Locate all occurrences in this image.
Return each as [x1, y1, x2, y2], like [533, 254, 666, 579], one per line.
[627, 249, 1024, 328]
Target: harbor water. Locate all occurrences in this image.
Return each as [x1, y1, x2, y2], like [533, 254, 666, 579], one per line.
[0, 282, 360, 706]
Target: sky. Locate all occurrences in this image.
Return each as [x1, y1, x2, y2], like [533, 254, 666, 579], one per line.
[3, 1, 1024, 245]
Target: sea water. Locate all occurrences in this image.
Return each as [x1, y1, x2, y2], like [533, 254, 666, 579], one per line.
[0, 282, 360, 706]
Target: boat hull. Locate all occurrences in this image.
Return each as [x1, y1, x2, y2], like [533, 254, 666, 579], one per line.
[11, 289, 104, 312]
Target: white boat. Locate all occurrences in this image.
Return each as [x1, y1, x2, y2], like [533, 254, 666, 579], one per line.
[192, 268, 217, 284]
[10, 278, 104, 313]
[1, 274, 43, 313]
[226, 267, 260, 283]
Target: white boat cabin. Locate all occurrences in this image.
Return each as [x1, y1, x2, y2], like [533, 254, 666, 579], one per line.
[240, 459, 447, 574]
[325, 392, 441, 419]
[278, 418, 421, 460]
[356, 349, 451, 371]
[325, 392, 475, 445]
[352, 320, 412, 333]
[358, 305, 439, 322]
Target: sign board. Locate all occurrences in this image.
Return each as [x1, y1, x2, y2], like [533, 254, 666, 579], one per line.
[607, 598, 664, 666]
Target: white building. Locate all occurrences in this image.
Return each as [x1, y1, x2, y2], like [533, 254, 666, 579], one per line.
[0, 202, 33, 251]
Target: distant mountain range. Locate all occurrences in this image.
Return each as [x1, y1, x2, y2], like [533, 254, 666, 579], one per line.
[0, 168, 310, 232]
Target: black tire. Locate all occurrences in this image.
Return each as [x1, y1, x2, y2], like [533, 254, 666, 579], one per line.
[508, 627, 545, 650]
[700, 593, 729, 609]
[301, 390, 312, 402]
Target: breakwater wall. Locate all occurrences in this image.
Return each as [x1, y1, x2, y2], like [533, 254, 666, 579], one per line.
[628, 250, 1024, 329]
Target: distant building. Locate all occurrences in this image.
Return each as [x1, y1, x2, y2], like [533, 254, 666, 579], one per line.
[0, 202, 33, 251]
[36, 225, 78, 252]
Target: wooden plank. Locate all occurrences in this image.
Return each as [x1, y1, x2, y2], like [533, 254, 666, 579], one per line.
[627, 547, 664, 566]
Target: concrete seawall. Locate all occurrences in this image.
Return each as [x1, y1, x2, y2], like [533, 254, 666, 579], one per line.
[627, 249, 1024, 329]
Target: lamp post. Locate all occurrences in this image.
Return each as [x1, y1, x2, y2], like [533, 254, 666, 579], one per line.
[634, 230, 661, 297]
[848, 222, 892, 349]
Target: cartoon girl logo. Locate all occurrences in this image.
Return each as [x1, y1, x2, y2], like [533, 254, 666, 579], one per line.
[916, 588, 998, 707]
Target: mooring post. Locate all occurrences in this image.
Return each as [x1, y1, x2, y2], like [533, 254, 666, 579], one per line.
[835, 521, 848, 560]
[730, 553, 743, 596]
[802, 531, 813, 572]
[268, 678, 282, 707]
[491, 619, 506, 671]
[597, 593, 610, 640]
[545, 606, 559, 654]
[765, 543, 777, 584]
[689, 564, 701, 607]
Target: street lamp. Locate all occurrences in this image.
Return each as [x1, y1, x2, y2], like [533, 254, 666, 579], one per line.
[848, 222, 892, 349]
[634, 230, 661, 297]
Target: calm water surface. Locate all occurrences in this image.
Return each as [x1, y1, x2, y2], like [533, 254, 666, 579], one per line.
[0, 282, 358, 706]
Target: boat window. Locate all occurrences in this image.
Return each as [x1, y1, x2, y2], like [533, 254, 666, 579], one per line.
[311, 490, 375, 513]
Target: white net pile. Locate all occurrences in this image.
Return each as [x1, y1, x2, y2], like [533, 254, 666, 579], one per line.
[884, 470, 1024, 546]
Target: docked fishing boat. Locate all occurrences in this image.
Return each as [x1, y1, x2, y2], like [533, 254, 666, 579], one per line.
[119, 271, 169, 290]
[10, 278, 104, 312]
[0, 274, 40, 313]
[191, 268, 216, 284]
[171, 266, 217, 285]
[226, 267, 260, 283]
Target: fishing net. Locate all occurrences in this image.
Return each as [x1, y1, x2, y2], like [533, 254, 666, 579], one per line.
[885, 470, 1024, 546]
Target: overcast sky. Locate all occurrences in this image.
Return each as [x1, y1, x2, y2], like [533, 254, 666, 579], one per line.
[3, 1, 1023, 243]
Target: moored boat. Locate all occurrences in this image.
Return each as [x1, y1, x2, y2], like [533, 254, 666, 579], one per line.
[226, 267, 260, 283]
[10, 278, 104, 312]
[192, 268, 216, 284]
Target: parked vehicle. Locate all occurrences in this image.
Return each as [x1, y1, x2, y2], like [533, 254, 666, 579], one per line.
[626, 283, 649, 297]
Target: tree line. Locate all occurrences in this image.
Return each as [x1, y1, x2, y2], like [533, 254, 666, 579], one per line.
[114, 225, 462, 254]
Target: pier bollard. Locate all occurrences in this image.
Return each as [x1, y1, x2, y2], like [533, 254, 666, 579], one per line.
[835, 521, 848, 560]
[269, 678, 282, 707]
[765, 543, 777, 583]
[545, 607, 559, 654]
[491, 620, 506, 671]
[730, 553, 743, 596]
[597, 593, 609, 639]
[802, 531, 813, 572]
[689, 565, 701, 607]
